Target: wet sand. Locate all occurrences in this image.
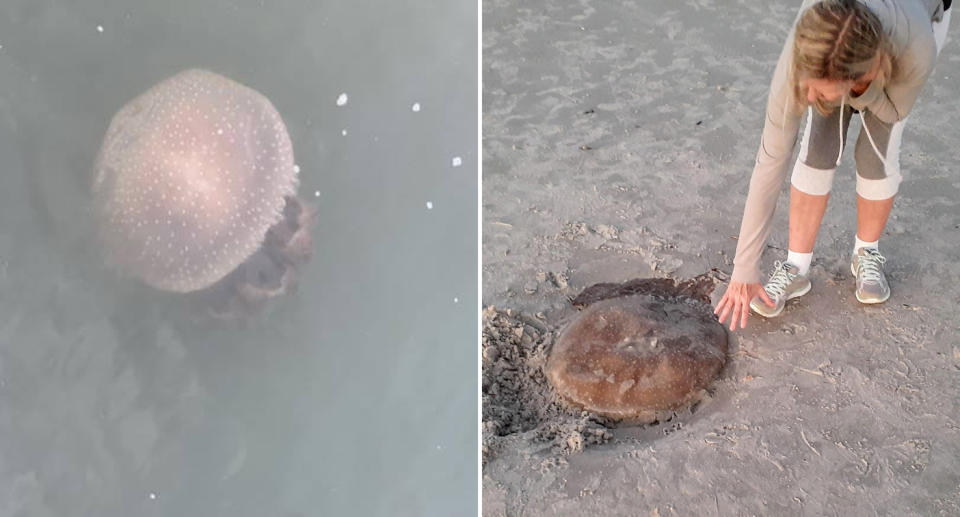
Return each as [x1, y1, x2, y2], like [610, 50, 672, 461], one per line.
[482, 0, 960, 515]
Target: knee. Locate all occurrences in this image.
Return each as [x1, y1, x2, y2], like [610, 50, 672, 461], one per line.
[854, 142, 901, 199]
[791, 160, 835, 195]
[856, 173, 901, 199]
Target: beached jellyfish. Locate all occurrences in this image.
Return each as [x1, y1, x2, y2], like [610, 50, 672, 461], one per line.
[546, 276, 727, 422]
[93, 68, 313, 318]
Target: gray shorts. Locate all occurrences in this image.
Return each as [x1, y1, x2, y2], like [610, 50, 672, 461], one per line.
[790, 105, 903, 200]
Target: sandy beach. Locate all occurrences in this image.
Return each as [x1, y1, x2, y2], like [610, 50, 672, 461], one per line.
[482, 0, 960, 515]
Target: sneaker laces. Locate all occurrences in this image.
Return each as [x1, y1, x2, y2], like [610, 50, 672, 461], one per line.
[764, 260, 796, 298]
[857, 248, 886, 283]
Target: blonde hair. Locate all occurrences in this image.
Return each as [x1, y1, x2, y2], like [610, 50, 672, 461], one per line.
[788, 0, 894, 116]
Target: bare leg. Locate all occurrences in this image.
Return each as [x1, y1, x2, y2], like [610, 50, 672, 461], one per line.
[788, 185, 830, 253]
[855, 194, 895, 241]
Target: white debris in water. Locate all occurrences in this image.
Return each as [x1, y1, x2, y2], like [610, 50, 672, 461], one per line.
[293, 164, 301, 173]
[454, 297, 459, 303]
[341, 129, 348, 136]
[96, 25, 104, 33]
[452, 156, 463, 167]
[314, 190, 321, 198]
[426, 201, 433, 210]
[411, 102, 421, 112]
[336, 93, 348, 106]
[148, 493, 157, 500]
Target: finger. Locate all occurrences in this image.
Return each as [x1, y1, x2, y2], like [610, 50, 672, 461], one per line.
[714, 295, 727, 315]
[760, 289, 775, 308]
[729, 304, 739, 331]
[740, 302, 749, 329]
[718, 302, 732, 325]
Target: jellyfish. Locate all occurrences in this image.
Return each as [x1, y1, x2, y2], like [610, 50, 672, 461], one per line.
[546, 276, 728, 422]
[93, 68, 312, 318]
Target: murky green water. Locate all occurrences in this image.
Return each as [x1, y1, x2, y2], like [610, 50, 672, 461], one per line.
[0, 1, 476, 515]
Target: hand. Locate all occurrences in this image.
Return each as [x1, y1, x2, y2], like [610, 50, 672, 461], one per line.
[713, 281, 774, 331]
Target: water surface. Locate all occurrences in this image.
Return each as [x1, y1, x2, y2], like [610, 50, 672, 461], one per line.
[0, 1, 477, 515]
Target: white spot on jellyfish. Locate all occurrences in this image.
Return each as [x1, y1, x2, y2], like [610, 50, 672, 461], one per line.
[336, 93, 348, 106]
[452, 156, 462, 167]
[96, 25, 104, 33]
[411, 102, 421, 112]
[314, 190, 321, 198]
[341, 129, 347, 136]
[425, 201, 433, 210]
[293, 164, 301, 173]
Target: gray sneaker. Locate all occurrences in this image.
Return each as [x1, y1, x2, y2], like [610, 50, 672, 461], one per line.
[850, 247, 890, 304]
[749, 260, 812, 318]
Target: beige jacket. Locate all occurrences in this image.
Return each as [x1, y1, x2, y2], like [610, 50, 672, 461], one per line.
[731, 0, 946, 284]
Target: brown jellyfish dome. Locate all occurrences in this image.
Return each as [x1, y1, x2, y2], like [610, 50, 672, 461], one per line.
[546, 293, 727, 421]
[93, 68, 298, 292]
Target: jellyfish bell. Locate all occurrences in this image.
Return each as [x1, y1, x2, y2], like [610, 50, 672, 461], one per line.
[546, 277, 727, 423]
[93, 68, 313, 318]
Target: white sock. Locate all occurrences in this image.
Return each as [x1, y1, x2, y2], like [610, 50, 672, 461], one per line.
[786, 250, 813, 276]
[854, 235, 879, 254]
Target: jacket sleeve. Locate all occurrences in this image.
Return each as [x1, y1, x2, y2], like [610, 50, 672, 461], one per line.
[848, 30, 937, 124]
[730, 24, 804, 284]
